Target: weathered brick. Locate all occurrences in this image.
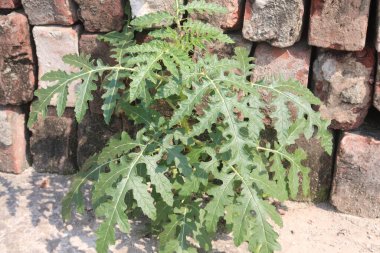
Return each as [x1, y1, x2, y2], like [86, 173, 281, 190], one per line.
[261, 127, 334, 202]
[130, 0, 177, 17]
[242, 0, 304, 47]
[331, 126, 380, 218]
[30, 107, 77, 174]
[79, 34, 115, 115]
[0, 106, 27, 174]
[251, 42, 332, 202]
[252, 41, 311, 87]
[0, 12, 35, 105]
[74, 0, 124, 32]
[87, 88, 104, 115]
[0, 0, 21, 9]
[292, 136, 333, 202]
[189, 0, 244, 31]
[194, 33, 253, 60]
[375, 53, 380, 111]
[135, 31, 153, 44]
[79, 34, 115, 65]
[309, 0, 371, 51]
[21, 0, 78, 25]
[77, 113, 122, 167]
[312, 48, 375, 130]
[33, 26, 80, 107]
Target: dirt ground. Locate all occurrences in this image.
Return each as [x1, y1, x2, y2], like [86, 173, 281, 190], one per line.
[0, 168, 379, 253]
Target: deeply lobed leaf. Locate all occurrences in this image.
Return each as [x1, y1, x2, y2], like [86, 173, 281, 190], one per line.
[28, 2, 333, 253]
[180, 0, 228, 14]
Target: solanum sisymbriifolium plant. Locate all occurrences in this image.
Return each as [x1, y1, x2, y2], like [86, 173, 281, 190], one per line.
[28, 1, 332, 252]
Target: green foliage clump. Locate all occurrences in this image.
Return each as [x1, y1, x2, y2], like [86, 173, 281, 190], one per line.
[28, 1, 332, 252]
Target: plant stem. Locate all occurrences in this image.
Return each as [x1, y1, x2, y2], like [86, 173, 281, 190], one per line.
[166, 99, 177, 110]
[181, 117, 191, 133]
[175, 0, 182, 29]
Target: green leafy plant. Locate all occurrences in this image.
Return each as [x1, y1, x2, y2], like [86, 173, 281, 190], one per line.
[28, 1, 332, 252]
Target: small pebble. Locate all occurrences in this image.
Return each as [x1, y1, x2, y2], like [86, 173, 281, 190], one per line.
[39, 178, 50, 189]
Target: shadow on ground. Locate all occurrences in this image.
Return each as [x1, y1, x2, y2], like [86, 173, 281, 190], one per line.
[0, 175, 26, 216]
[2, 169, 379, 253]
[0, 168, 156, 253]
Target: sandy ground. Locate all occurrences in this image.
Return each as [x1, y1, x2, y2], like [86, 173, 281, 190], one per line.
[0, 168, 379, 253]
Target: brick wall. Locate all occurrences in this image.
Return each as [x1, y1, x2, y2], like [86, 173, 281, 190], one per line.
[0, 0, 379, 218]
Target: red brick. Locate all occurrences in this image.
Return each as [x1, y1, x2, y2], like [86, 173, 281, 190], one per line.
[309, 0, 371, 51]
[242, 0, 304, 47]
[261, 126, 333, 202]
[77, 113, 122, 167]
[251, 42, 332, 202]
[79, 34, 115, 65]
[21, 0, 78, 25]
[33, 26, 80, 107]
[79, 34, 116, 115]
[189, 0, 244, 31]
[252, 41, 311, 87]
[292, 135, 334, 202]
[130, 0, 177, 17]
[0, 0, 21, 9]
[312, 48, 375, 130]
[74, 0, 125, 32]
[0, 106, 27, 174]
[0, 12, 35, 105]
[30, 107, 77, 175]
[135, 31, 153, 44]
[194, 33, 253, 60]
[331, 127, 380, 218]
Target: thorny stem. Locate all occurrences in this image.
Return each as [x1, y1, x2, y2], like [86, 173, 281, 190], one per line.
[256, 146, 297, 166]
[175, 0, 182, 29]
[166, 99, 177, 111]
[181, 117, 191, 133]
